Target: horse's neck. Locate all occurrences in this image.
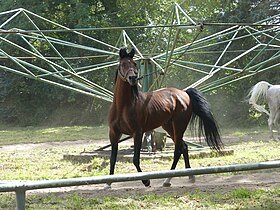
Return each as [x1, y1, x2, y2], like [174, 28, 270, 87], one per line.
[112, 78, 140, 110]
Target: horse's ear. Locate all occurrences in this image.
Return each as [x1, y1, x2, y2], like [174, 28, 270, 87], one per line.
[128, 48, 135, 58]
[119, 48, 128, 59]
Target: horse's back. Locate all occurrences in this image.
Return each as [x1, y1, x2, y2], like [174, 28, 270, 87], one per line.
[148, 88, 190, 108]
[267, 85, 280, 108]
[141, 88, 191, 131]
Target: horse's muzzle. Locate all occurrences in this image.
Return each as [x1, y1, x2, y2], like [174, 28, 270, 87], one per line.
[128, 75, 138, 86]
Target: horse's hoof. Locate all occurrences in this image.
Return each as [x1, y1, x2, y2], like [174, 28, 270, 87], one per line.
[163, 182, 171, 187]
[104, 183, 112, 190]
[189, 175, 195, 183]
[143, 179, 150, 187]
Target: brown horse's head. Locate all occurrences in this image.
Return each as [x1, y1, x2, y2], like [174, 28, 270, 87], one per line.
[118, 48, 138, 86]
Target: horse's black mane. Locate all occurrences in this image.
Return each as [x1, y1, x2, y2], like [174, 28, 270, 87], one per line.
[114, 67, 118, 84]
[131, 84, 139, 98]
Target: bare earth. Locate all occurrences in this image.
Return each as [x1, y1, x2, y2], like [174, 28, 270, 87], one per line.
[30, 172, 280, 198]
[1, 133, 280, 197]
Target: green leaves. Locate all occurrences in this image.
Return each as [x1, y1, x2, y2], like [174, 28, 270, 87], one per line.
[0, 0, 279, 126]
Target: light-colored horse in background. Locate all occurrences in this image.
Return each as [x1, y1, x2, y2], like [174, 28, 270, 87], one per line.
[248, 81, 280, 140]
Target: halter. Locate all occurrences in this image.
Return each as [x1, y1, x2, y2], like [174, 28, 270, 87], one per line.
[117, 61, 139, 82]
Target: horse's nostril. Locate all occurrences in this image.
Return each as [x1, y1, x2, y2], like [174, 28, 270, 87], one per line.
[129, 76, 136, 81]
[128, 76, 137, 85]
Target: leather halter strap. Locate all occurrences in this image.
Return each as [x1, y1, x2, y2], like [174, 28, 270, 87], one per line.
[118, 66, 130, 82]
[118, 62, 138, 82]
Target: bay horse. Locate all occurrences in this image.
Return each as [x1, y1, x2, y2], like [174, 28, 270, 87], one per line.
[248, 81, 280, 140]
[105, 48, 223, 189]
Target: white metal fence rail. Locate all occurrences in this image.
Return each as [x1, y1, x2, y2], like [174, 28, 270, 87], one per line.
[1, 160, 280, 210]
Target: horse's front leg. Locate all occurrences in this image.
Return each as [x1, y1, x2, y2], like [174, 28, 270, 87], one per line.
[133, 132, 150, 187]
[104, 129, 121, 189]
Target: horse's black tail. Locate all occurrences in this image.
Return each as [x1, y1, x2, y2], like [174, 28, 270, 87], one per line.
[186, 88, 223, 152]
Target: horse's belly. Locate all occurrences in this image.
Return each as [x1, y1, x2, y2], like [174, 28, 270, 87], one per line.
[143, 112, 171, 132]
[117, 120, 135, 135]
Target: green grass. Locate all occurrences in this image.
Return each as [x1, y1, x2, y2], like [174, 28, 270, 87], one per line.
[1, 187, 279, 209]
[220, 125, 270, 137]
[0, 124, 272, 146]
[0, 125, 109, 145]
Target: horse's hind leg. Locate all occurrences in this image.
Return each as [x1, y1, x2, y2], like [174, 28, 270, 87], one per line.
[182, 141, 195, 183]
[274, 110, 280, 140]
[268, 108, 277, 140]
[133, 132, 150, 187]
[162, 139, 194, 187]
[162, 121, 193, 187]
[162, 122, 176, 187]
[163, 139, 182, 187]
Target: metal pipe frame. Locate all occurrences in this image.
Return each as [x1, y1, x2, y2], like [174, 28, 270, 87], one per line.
[152, 13, 279, 91]
[1, 7, 279, 101]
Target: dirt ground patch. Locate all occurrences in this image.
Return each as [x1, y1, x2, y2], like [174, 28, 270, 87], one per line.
[29, 171, 280, 198]
[1, 132, 280, 197]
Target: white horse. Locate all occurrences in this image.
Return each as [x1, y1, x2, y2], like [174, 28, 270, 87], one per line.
[248, 81, 280, 140]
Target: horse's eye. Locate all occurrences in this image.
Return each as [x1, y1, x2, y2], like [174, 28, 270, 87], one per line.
[122, 63, 128, 68]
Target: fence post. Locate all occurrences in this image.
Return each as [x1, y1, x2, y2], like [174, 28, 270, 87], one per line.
[16, 189, 26, 210]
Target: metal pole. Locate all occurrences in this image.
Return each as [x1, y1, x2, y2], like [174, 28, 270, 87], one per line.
[16, 189, 26, 210]
[140, 59, 154, 151]
[140, 59, 154, 92]
[0, 161, 279, 193]
[0, 161, 279, 209]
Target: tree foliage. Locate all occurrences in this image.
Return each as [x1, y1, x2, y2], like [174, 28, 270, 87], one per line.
[0, 0, 279, 127]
